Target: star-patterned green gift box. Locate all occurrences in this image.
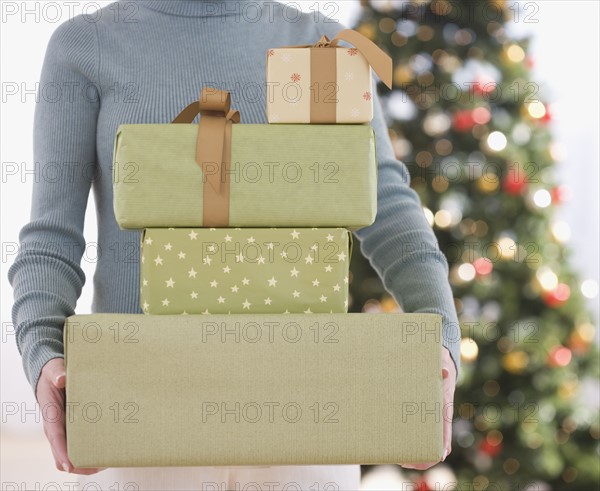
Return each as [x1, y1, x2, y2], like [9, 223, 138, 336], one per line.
[140, 228, 352, 314]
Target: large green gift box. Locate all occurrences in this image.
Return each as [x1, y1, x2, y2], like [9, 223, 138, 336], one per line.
[112, 124, 377, 229]
[64, 313, 443, 467]
[140, 228, 352, 314]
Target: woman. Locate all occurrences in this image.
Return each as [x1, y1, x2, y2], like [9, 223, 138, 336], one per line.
[8, 0, 459, 488]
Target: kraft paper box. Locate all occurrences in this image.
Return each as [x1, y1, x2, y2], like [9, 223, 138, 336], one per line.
[265, 29, 392, 123]
[113, 124, 377, 229]
[64, 313, 444, 467]
[140, 228, 352, 314]
[266, 46, 374, 123]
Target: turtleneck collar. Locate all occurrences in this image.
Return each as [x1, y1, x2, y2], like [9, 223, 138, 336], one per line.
[129, 0, 264, 18]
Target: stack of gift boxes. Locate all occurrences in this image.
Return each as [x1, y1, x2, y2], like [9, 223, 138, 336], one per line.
[64, 30, 446, 468]
[126, 30, 393, 317]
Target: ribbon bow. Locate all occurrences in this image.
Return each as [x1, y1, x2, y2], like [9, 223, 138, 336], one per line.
[173, 88, 240, 226]
[280, 29, 393, 89]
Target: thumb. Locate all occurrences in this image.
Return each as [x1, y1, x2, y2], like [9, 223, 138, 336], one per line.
[442, 367, 450, 379]
[44, 358, 66, 389]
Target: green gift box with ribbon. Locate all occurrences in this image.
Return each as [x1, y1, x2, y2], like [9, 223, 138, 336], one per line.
[113, 89, 377, 230]
[140, 227, 351, 315]
[64, 312, 444, 467]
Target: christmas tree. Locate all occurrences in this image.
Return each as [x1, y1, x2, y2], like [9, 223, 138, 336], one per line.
[350, 1, 600, 488]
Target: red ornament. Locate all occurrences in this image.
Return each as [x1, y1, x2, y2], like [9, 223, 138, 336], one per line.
[502, 167, 528, 195]
[551, 185, 570, 204]
[547, 346, 572, 367]
[412, 477, 430, 491]
[452, 110, 475, 132]
[474, 257, 493, 276]
[473, 78, 497, 96]
[543, 283, 571, 307]
[479, 438, 503, 457]
[540, 105, 552, 123]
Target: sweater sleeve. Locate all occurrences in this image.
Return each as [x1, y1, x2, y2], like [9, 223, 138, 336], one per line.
[354, 86, 462, 376]
[7, 16, 99, 398]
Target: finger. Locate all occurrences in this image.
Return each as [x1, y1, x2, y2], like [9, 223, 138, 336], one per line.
[442, 367, 449, 379]
[400, 462, 436, 470]
[67, 467, 106, 475]
[43, 359, 66, 389]
[41, 389, 72, 473]
[442, 378, 455, 459]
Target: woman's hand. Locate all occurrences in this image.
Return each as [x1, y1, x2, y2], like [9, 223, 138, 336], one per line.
[36, 358, 105, 475]
[400, 346, 457, 470]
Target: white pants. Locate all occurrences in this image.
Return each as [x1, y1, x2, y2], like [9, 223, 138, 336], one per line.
[79, 465, 361, 490]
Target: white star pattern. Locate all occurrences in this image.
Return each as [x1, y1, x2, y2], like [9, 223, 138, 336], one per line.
[140, 229, 350, 314]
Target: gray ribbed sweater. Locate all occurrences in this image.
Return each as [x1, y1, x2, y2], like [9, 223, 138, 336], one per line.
[8, 0, 461, 396]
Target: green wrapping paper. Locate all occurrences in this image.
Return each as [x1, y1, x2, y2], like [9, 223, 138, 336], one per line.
[112, 124, 377, 229]
[140, 228, 351, 314]
[64, 313, 444, 467]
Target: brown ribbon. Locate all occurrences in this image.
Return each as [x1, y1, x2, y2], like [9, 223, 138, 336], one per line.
[275, 29, 392, 122]
[173, 88, 240, 226]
